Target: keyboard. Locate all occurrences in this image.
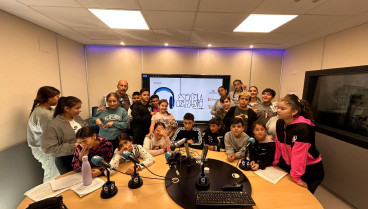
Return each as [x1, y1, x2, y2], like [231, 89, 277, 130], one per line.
[195, 191, 255, 207]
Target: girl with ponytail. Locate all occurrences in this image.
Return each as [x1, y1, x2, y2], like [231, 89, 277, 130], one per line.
[273, 94, 324, 193]
[27, 86, 60, 182]
[41, 96, 87, 175]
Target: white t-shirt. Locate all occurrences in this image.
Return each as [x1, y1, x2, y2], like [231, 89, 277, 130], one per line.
[69, 119, 82, 133]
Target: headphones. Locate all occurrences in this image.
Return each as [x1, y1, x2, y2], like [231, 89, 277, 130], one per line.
[153, 87, 175, 109]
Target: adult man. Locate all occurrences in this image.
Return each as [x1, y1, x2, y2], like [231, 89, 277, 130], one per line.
[99, 80, 132, 111]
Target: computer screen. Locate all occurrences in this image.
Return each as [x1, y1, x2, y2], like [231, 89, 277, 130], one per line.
[142, 74, 231, 123]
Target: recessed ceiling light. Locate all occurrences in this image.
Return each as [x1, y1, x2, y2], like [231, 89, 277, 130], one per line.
[165, 43, 169, 46]
[249, 45, 254, 48]
[89, 9, 149, 30]
[208, 44, 212, 47]
[120, 42, 125, 45]
[234, 14, 297, 33]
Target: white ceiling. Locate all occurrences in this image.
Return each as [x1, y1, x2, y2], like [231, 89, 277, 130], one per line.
[1, 0, 368, 49]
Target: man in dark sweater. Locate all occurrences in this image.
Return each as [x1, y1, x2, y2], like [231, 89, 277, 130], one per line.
[131, 88, 153, 145]
[171, 113, 203, 149]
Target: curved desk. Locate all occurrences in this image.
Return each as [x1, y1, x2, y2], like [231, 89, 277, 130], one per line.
[18, 149, 323, 209]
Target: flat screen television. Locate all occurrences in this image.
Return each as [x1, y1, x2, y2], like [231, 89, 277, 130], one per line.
[142, 74, 231, 123]
[303, 65, 368, 149]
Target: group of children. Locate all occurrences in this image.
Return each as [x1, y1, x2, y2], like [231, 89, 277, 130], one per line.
[27, 82, 324, 194]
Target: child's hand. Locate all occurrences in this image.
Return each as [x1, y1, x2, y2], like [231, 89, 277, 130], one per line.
[235, 115, 243, 119]
[252, 108, 259, 114]
[295, 180, 308, 188]
[250, 161, 259, 171]
[97, 106, 106, 111]
[103, 121, 113, 128]
[187, 139, 194, 144]
[91, 168, 102, 177]
[162, 144, 168, 152]
[95, 119, 103, 129]
[125, 166, 134, 175]
[158, 128, 168, 137]
[146, 132, 153, 138]
[126, 166, 141, 175]
[227, 154, 236, 162]
[77, 145, 89, 161]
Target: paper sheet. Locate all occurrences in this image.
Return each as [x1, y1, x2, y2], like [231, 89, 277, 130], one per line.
[70, 178, 105, 197]
[24, 181, 68, 202]
[253, 166, 288, 184]
[50, 172, 83, 191]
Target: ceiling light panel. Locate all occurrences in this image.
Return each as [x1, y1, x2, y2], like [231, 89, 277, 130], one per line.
[89, 9, 149, 29]
[234, 14, 298, 33]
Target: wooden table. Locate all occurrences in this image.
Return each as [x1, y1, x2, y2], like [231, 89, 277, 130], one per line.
[18, 149, 323, 209]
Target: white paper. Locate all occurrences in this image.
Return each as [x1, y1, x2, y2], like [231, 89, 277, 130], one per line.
[50, 172, 83, 191]
[24, 181, 68, 202]
[253, 166, 288, 184]
[70, 178, 105, 197]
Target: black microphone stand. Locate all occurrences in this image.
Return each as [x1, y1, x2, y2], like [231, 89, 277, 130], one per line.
[195, 146, 210, 190]
[100, 169, 118, 199]
[128, 162, 143, 189]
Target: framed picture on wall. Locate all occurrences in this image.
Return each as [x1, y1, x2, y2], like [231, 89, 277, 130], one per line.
[303, 65, 368, 149]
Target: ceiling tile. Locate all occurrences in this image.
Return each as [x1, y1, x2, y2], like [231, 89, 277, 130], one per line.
[73, 28, 122, 40]
[18, 0, 81, 7]
[198, 0, 262, 13]
[114, 29, 157, 42]
[31, 6, 108, 28]
[253, 32, 303, 45]
[76, 0, 141, 10]
[138, 0, 198, 11]
[194, 12, 248, 32]
[143, 11, 195, 30]
[306, 0, 368, 16]
[153, 30, 191, 42]
[253, 0, 329, 14]
[191, 31, 257, 43]
[274, 14, 347, 34]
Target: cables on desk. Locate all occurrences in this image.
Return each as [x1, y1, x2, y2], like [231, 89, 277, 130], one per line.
[112, 168, 167, 181]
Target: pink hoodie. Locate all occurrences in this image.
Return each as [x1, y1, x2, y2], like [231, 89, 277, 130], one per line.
[272, 116, 322, 183]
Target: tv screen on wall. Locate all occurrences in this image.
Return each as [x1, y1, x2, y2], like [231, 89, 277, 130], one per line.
[142, 74, 231, 123]
[303, 65, 368, 149]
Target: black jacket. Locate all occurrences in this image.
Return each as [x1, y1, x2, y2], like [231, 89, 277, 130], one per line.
[223, 106, 258, 136]
[131, 102, 151, 144]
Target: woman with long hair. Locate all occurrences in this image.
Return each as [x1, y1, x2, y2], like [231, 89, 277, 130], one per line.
[27, 86, 60, 182]
[41, 96, 87, 175]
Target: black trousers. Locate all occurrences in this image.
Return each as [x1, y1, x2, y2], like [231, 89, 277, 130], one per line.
[55, 155, 74, 175]
[278, 157, 324, 194]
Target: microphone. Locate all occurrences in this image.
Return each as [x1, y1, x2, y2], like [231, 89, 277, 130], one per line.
[121, 150, 141, 165]
[170, 138, 187, 151]
[165, 151, 181, 177]
[239, 137, 256, 171]
[200, 145, 209, 164]
[91, 156, 117, 198]
[245, 137, 256, 150]
[121, 151, 143, 189]
[91, 156, 111, 169]
[195, 146, 210, 190]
